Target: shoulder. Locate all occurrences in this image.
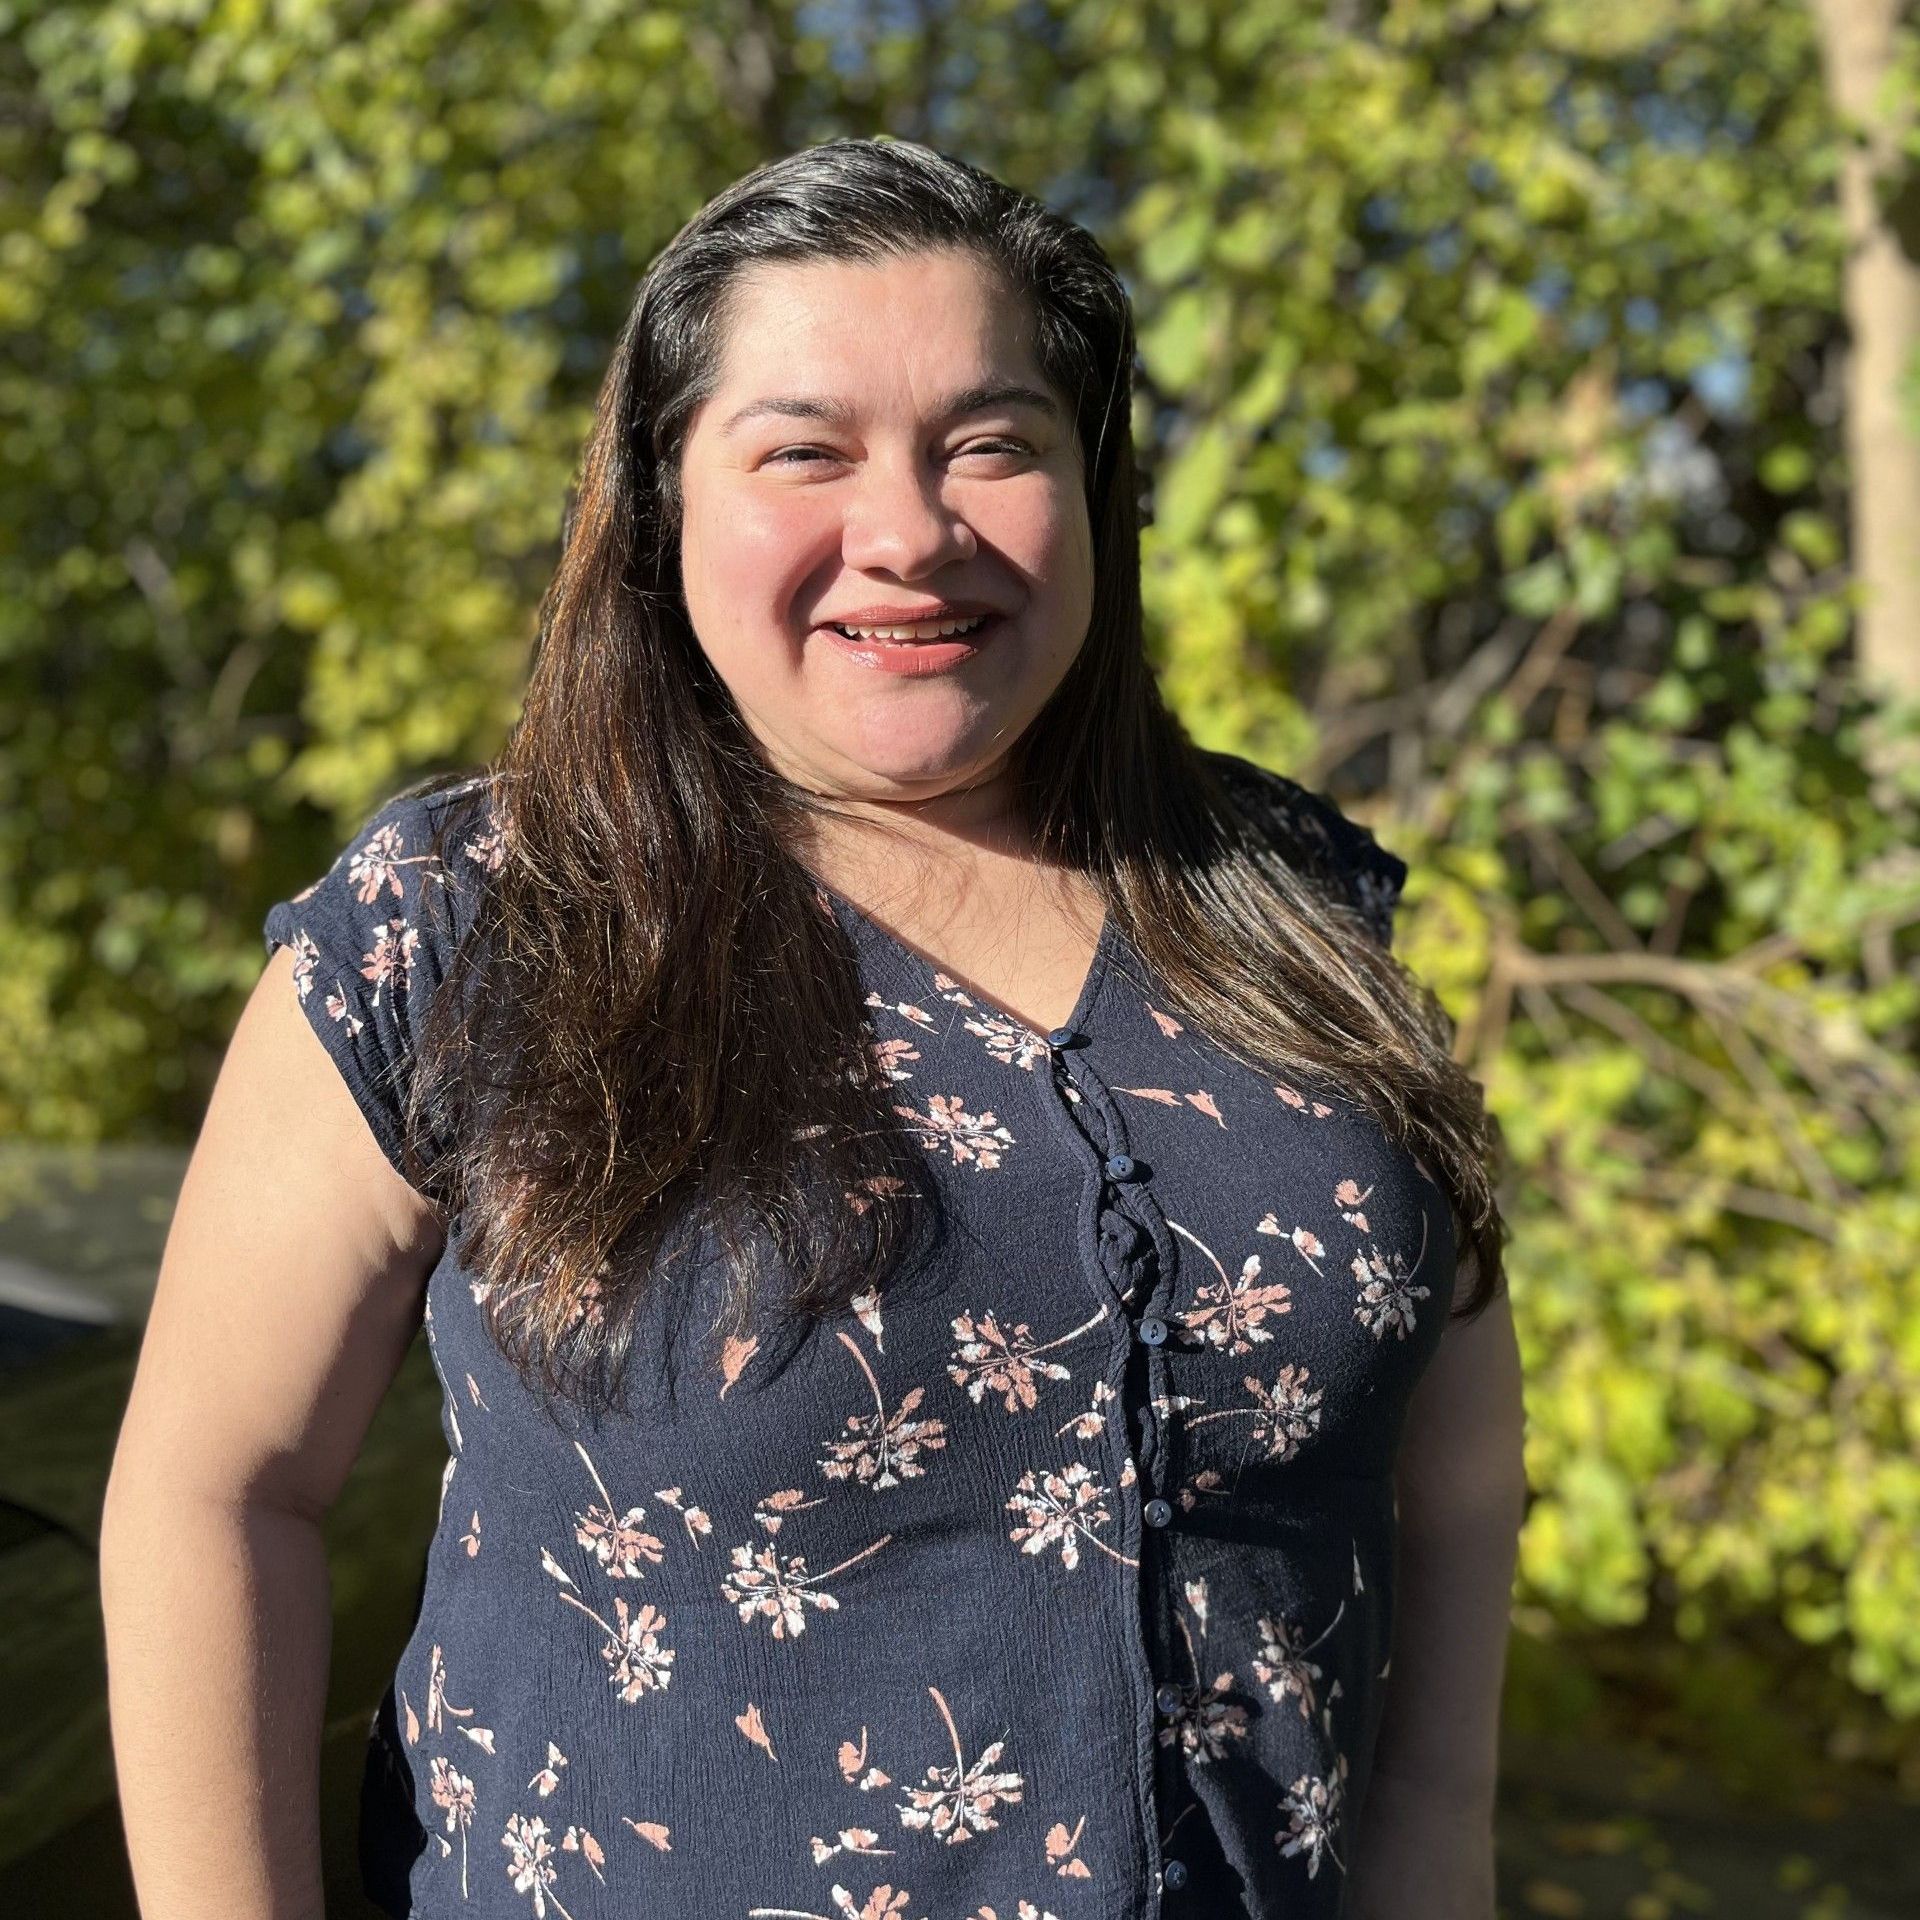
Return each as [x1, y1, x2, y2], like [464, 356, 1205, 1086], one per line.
[259, 770, 506, 1181]
[263, 770, 507, 1017]
[1199, 748, 1409, 950]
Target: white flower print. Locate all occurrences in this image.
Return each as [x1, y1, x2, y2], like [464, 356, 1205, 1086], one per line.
[1276, 1755, 1348, 1878]
[721, 1532, 892, 1640]
[551, 1590, 674, 1702]
[1005, 1462, 1138, 1570]
[1155, 1672, 1250, 1762]
[1185, 1366, 1324, 1461]
[1166, 1220, 1292, 1354]
[503, 1812, 576, 1920]
[1350, 1244, 1430, 1341]
[892, 1093, 1017, 1170]
[428, 1755, 476, 1897]
[946, 1303, 1106, 1412]
[1252, 1602, 1346, 1719]
[896, 1686, 1025, 1843]
[820, 1331, 948, 1489]
[570, 1441, 665, 1578]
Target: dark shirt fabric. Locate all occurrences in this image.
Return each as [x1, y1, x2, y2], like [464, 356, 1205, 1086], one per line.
[261, 749, 1449, 1920]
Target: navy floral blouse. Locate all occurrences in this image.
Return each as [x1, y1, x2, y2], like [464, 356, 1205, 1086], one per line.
[260, 749, 1451, 1920]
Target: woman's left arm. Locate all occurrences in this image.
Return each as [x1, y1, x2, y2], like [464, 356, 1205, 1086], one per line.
[1347, 1254, 1529, 1920]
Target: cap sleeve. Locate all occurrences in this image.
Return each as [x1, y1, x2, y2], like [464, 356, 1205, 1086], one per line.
[1205, 751, 1409, 951]
[261, 774, 502, 1184]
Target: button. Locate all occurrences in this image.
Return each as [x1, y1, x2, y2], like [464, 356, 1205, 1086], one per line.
[1104, 1152, 1138, 1181]
[1163, 1858, 1190, 1890]
[1137, 1315, 1168, 1347]
[1143, 1497, 1173, 1528]
[1045, 1025, 1079, 1049]
[1154, 1682, 1184, 1715]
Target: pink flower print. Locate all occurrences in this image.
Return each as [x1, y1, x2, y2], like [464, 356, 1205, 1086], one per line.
[1274, 1082, 1334, 1119]
[737, 1701, 779, 1762]
[558, 1825, 607, 1884]
[1333, 1176, 1373, 1234]
[551, 1589, 675, 1702]
[1054, 1376, 1117, 1444]
[1185, 1366, 1323, 1462]
[946, 1304, 1105, 1412]
[1005, 1462, 1138, 1570]
[464, 821, 507, 872]
[866, 989, 939, 1033]
[428, 1755, 476, 1897]
[850, 1286, 886, 1349]
[720, 1533, 892, 1640]
[928, 972, 1053, 1071]
[653, 1484, 713, 1546]
[528, 1742, 568, 1796]
[838, 1725, 892, 1792]
[425, 1643, 474, 1734]
[1276, 1755, 1348, 1878]
[747, 1885, 923, 1920]
[1045, 1814, 1092, 1879]
[1113, 1086, 1226, 1128]
[1165, 1224, 1292, 1355]
[892, 1094, 1017, 1171]
[810, 1828, 895, 1865]
[819, 1331, 948, 1490]
[1244, 1367, 1323, 1460]
[869, 1035, 922, 1083]
[1154, 1673, 1250, 1762]
[1256, 1213, 1330, 1275]
[895, 1686, 1025, 1844]
[1175, 1469, 1227, 1513]
[358, 917, 419, 1008]
[752, 1487, 826, 1536]
[845, 1172, 909, 1217]
[323, 982, 365, 1035]
[502, 1810, 578, 1919]
[570, 1442, 665, 1578]
[349, 823, 411, 904]
[1351, 1243, 1430, 1340]
[1252, 1602, 1346, 1720]
[285, 928, 321, 1000]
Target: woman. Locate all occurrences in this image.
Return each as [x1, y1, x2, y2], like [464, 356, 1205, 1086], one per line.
[101, 137, 1525, 1920]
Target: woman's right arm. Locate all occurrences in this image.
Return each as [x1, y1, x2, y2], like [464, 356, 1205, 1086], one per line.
[100, 941, 447, 1919]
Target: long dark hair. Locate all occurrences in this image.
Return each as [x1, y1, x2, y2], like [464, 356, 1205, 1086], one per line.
[403, 136, 1507, 1417]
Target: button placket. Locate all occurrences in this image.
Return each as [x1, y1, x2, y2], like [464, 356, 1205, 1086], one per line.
[1038, 1023, 1183, 1909]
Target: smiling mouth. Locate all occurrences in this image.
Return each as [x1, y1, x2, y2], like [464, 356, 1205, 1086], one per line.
[824, 613, 994, 642]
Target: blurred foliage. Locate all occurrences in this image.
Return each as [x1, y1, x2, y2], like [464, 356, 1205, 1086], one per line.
[5, 0, 1920, 1769]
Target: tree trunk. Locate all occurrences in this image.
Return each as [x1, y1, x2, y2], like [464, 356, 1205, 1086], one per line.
[1809, 0, 1920, 708]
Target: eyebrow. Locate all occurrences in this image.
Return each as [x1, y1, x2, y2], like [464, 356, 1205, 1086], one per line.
[720, 382, 1062, 438]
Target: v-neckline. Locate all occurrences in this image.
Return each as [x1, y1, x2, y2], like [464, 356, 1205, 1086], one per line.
[823, 883, 1118, 1043]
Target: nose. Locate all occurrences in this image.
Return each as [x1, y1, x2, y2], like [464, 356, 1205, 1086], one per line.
[839, 453, 977, 577]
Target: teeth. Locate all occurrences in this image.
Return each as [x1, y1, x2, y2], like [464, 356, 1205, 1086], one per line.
[833, 614, 989, 641]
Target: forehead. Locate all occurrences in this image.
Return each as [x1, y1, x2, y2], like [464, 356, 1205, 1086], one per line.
[702, 249, 1053, 422]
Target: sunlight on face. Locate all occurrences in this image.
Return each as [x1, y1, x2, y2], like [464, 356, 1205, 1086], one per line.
[677, 248, 1095, 806]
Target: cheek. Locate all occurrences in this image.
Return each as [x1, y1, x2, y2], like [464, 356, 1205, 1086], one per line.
[687, 488, 821, 603]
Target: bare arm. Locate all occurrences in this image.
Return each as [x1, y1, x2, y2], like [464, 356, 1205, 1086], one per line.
[1348, 1253, 1529, 1920]
[99, 943, 445, 1920]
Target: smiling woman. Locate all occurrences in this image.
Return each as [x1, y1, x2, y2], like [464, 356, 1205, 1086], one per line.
[101, 136, 1522, 1920]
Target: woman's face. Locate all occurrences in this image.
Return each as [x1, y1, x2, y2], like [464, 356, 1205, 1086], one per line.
[677, 248, 1095, 810]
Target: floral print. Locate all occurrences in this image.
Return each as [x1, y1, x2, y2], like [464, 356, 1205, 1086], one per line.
[260, 752, 1447, 1917]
